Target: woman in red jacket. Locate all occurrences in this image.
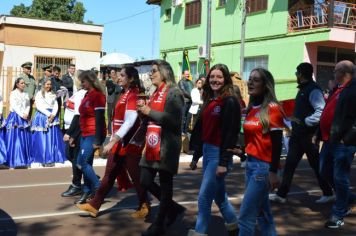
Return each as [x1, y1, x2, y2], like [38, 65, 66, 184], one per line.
[74, 70, 107, 204]
[76, 66, 150, 218]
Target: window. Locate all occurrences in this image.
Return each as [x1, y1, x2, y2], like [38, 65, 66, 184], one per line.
[218, 0, 227, 7]
[34, 56, 74, 79]
[185, 0, 201, 27]
[243, 56, 268, 81]
[165, 8, 172, 21]
[247, 0, 268, 14]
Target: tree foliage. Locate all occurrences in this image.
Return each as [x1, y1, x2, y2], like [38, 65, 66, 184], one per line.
[10, 0, 88, 23]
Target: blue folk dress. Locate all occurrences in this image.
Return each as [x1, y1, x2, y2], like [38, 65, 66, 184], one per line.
[31, 91, 66, 164]
[3, 89, 32, 168]
[0, 100, 6, 165]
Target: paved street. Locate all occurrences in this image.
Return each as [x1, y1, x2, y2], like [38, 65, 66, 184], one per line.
[0, 157, 355, 236]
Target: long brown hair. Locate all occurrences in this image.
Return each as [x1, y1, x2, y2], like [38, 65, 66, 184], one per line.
[247, 68, 283, 134]
[202, 63, 235, 105]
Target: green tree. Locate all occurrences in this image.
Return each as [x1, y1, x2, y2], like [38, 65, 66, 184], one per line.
[10, 0, 88, 23]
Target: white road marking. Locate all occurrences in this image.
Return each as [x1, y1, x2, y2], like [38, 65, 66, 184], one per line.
[0, 189, 330, 221]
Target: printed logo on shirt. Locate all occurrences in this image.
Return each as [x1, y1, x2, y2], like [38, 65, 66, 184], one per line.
[84, 100, 90, 108]
[244, 120, 260, 126]
[213, 105, 221, 114]
[147, 131, 160, 147]
[153, 91, 165, 103]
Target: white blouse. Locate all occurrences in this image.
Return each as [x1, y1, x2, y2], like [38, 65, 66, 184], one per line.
[63, 89, 87, 129]
[34, 91, 58, 117]
[189, 88, 203, 115]
[9, 89, 30, 117]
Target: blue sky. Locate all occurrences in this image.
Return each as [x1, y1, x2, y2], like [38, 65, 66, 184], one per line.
[0, 0, 160, 60]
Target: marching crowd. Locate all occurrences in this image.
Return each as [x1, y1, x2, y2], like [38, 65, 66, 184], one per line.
[0, 59, 355, 236]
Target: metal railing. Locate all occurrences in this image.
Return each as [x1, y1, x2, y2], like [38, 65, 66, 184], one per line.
[289, 1, 356, 32]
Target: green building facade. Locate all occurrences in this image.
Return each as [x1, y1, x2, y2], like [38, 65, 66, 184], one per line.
[147, 0, 356, 100]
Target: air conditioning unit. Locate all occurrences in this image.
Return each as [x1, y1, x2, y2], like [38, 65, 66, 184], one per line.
[172, 0, 183, 7]
[198, 45, 207, 58]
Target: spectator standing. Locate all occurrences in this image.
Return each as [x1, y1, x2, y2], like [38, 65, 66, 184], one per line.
[270, 63, 333, 204]
[106, 69, 119, 136]
[138, 60, 185, 236]
[62, 64, 77, 97]
[0, 91, 5, 165]
[3, 78, 32, 168]
[37, 65, 53, 92]
[316, 60, 356, 228]
[20, 62, 36, 118]
[188, 78, 204, 127]
[188, 64, 241, 236]
[31, 79, 66, 165]
[178, 70, 193, 134]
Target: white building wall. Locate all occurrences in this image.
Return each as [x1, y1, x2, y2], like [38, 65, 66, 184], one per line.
[2, 45, 100, 70]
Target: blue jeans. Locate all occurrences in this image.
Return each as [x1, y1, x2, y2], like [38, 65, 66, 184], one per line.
[76, 136, 100, 193]
[239, 156, 277, 236]
[319, 141, 356, 218]
[195, 143, 237, 234]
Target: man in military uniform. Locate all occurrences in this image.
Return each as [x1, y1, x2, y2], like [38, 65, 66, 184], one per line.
[37, 64, 53, 92]
[20, 62, 36, 118]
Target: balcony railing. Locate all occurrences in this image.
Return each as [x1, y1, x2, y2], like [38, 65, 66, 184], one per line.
[289, 1, 356, 32]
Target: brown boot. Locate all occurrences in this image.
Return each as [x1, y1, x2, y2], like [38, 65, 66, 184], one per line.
[131, 202, 150, 219]
[75, 203, 98, 217]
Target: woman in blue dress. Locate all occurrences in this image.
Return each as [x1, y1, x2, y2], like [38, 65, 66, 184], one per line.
[3, 78, 32, 168]
[31, 78, 66, 165]
[0, 90, 6, 165]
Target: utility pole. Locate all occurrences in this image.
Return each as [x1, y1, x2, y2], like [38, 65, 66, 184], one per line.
[205, 0, 212, 74]
[240, 0, 247, 79]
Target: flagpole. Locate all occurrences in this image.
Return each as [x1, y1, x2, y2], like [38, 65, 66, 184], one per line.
[205, 0, 212, 74]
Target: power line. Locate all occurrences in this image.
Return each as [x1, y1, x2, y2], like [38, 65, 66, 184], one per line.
[102, 7, 159, 25]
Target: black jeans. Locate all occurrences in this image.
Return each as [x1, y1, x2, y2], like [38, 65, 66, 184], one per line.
[65, 140, 82, 187]
[181, 102, 192, 133]
[140, 167, 174, 224]
[277, 133, 333, 198]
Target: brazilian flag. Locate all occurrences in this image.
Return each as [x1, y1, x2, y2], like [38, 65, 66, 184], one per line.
[182, 50, 193, 80]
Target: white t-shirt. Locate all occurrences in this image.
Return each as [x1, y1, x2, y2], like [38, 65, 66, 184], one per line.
[63, 89, 87, 129]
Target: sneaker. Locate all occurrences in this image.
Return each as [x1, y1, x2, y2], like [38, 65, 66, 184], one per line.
[269, 193, 287, 203]
[324, 215, 344, 229]
[315, 195, 335, 204]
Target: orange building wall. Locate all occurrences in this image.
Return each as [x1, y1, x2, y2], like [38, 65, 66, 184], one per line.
[1, 25, 101, 52]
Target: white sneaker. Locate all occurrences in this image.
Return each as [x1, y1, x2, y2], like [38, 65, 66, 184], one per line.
[269, 193, 287, 203]
[315, 195, 335, 204]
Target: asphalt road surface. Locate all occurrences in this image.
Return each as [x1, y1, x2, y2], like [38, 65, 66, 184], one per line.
[0, 157, 355, 236]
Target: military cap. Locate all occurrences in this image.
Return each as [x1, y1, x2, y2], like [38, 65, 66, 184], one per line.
[42, 65, 53, 71]
[21, 62, 32, 68]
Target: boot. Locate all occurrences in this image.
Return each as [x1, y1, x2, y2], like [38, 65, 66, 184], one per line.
[187, 229, 207, 236]
[225, 221, 239, 236]
[131, 202, 151, 219]
[166, 202, 186, 226]
[74, 192, 91, 204]
[76, 203, 98, 217]
[61, 185, 82, 197]
[141, 221, 165, 236]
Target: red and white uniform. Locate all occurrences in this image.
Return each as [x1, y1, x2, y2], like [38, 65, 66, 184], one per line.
[112, 88, 139, 137]
[243, 103, 284, 163]
[79, 89, 106, 137]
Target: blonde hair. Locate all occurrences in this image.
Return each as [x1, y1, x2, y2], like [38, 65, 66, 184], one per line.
[247, 68, 284, 134]
[78, 70, 105, 94]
